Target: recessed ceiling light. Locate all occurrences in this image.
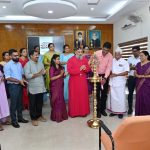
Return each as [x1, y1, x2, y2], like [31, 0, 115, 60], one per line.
[48, 10, 53, 14]
[2, 6, 6, 9]
[90, 7, 94, 11]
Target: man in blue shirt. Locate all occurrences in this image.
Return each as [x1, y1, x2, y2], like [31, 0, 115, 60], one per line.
[4, 49, 28, 128]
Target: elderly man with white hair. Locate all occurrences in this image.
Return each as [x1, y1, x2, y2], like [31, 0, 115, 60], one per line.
[107, 47, 129, 119]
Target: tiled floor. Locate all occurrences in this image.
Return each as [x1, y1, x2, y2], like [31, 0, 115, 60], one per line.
[0, 101, 99, 150]
[0, 94, 135, 150]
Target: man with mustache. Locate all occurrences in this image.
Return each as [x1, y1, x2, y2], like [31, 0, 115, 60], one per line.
[4, 49, 29, 128]
[24, 50, 46, 126]
[94, 42, 113, 117]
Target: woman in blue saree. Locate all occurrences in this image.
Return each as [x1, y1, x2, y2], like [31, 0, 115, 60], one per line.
[60, 44, 74, 102]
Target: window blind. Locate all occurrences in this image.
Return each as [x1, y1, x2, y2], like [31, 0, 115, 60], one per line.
[118, 37, 148, 60]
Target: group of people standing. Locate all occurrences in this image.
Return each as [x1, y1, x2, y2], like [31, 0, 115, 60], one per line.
[101, 45, 150, 119]
[1, 41, 150, 131]
[0, 43, 91, 130]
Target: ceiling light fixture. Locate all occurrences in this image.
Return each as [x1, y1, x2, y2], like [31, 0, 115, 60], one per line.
[2, 6, 6, 9]
[90, 7, 94, 11]
[48, 10, 53, 14]
[23, 0, 77, 19]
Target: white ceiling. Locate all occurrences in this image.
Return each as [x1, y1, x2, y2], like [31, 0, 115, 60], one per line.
[0, 0, 149, 23]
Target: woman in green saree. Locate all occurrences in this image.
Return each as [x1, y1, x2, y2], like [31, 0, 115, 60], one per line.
[43, 43, 59, 91]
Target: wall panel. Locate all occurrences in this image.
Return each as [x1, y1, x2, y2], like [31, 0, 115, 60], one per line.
[0, 24, 113, 61]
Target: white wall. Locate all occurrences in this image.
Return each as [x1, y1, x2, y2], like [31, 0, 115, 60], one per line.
[114, 4, 150, 51]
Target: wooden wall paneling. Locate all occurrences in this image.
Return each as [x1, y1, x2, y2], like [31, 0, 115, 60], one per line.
[0, 24, 113, 61]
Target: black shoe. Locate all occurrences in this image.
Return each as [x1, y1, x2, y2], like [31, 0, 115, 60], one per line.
[97, 113, 101, 118]
[101, 111, 107, 116]
[12, 122, 20, 128]
[128, 109, 133, 115]
[109, 113, 117, 117]
[18, 118, 29, 123]
[118, 114, 123, 119]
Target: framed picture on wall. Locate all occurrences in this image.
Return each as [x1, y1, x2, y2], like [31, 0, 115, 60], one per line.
[74, 30, 86, 49]
[88, 30, 101, 49]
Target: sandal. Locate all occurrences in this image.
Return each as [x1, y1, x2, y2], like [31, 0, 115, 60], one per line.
[4, 120, 11, 125]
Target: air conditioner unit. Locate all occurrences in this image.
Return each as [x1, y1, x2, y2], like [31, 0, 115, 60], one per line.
[121, 22, 136, 30]
[128, 15, 142, 23]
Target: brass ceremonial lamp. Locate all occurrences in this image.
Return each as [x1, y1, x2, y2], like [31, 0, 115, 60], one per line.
[87, 52, 101, 129]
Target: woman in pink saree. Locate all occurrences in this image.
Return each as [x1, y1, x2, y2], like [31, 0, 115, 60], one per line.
[0, 65, 10, 131]
[135, 51, 150, 116]
[49, 54, 68, 122]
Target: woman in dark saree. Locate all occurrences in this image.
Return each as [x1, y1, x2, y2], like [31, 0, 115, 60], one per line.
[83, 46, 93, 97]
[49, 54, 68, 122]
[135, 51, 150, 116]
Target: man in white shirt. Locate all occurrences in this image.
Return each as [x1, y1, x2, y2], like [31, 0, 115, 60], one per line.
[127, 46, 140, 115]
[107, 48, 129, 119]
